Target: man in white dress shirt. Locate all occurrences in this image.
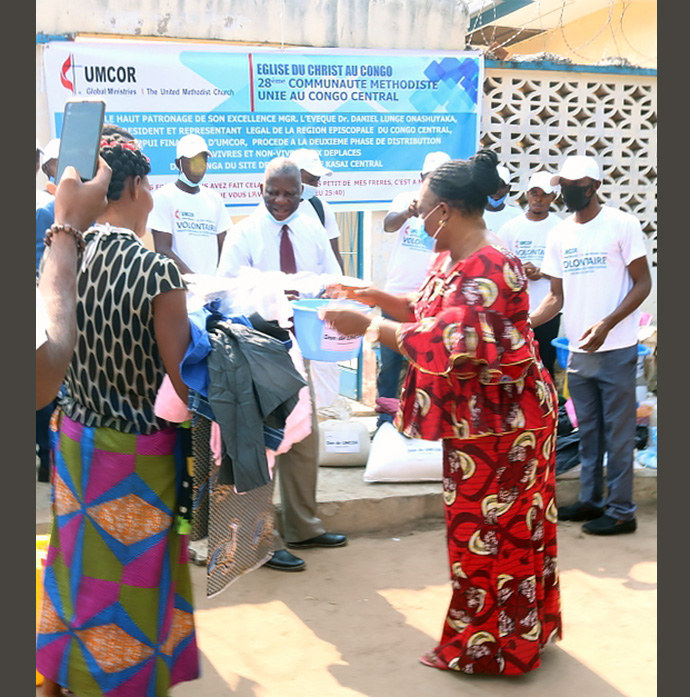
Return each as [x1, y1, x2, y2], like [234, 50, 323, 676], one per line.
[291, 148, 344, 270]
[290, 148, 344, 411]
[217, 157, 346, 572]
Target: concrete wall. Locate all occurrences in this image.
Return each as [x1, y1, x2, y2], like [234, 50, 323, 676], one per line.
[36, 0, 470, 50]
[508, 0, 657, 69]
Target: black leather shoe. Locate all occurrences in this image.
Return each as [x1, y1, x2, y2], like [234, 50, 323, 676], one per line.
[37, 465, 50, 483]
[287, 533, 348, 549]
[557, 501, 605, 521]
[583, 515, 637, 535]
[263, 549, 306, 572]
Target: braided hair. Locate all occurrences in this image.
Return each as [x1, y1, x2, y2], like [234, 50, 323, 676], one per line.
[99, 136, 150, 201]
[426, 149, 501, 216]
[101, 123, 135, 141]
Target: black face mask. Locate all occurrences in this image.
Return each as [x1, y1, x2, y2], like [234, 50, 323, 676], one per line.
[561, 184, 594, 212]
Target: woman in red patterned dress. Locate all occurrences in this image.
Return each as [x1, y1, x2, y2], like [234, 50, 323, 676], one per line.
[324, 150, 562, 675]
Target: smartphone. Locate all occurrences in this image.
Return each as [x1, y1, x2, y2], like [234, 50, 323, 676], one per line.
[55, 99, 106, 183]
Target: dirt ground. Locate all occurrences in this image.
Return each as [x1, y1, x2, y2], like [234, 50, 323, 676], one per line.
[36, 505, 656, 697]
[167, 506, 656, 697]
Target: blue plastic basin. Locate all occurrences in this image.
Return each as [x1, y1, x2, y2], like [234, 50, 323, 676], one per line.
[551, 336, 651, 370]
[292, 298, 372, 362]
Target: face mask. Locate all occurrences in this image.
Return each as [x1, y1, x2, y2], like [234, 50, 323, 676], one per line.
[266, 208, 299, 226]
[561, 184, 594, 212]
[487, 194, 507, 209]
[178, 170, 202, 188]
[301, 184, 318, 200]
[422, 204, 444, 239]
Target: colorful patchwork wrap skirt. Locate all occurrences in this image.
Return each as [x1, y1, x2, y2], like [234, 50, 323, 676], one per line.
[36, 415, 200, 696]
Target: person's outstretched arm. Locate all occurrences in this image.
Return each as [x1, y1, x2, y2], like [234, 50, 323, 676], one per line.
[36, 158, 112, 408]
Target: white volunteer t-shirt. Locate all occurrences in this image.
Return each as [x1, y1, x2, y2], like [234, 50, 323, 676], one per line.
[483, 202, 522, 238]
[384, 191, 436, 295]
[499, 212, 563, 313]
[147, 182, 232, 275]
[541, 205, 648, 353]
[298, 197, 340, 240]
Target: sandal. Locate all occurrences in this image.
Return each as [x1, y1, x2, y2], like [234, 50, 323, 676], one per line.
[419, 650, 449, 670]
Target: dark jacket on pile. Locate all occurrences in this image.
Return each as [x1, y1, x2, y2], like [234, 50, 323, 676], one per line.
[206, 319, 306, 493]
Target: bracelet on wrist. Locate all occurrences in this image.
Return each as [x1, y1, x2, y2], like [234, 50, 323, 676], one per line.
[44, 224, 86, 257]
[364, 316, 383, 343]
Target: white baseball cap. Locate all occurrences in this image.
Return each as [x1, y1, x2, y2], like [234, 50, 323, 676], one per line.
[421, 151, 451, 175]
[42, 138, 61, 163]
[496, 165, 511, 186]
[290, 149, 332, 177]
[527, 171, 558, 195]
[550, 156, 601, 186]
[176, 134, 211, 159]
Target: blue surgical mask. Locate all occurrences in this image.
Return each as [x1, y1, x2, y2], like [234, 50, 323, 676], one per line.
[178, 170, 202, 188]
[487, 194, 507, 209]
[266, 208, 299, 226]
[301, 184, 318, 200]
[422, 203, 444, 239]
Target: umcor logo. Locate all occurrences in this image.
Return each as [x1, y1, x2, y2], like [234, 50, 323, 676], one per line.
[84, 65, 137, 83]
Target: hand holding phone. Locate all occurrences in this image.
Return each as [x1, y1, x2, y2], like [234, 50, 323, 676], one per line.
[55, 99, 106, 183]
[54, 157, 112, 232]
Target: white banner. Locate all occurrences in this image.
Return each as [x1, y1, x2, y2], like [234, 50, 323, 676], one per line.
[43, 39, 483, 212]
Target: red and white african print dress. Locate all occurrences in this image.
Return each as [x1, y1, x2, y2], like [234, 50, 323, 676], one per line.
[396, 244, 562, 675]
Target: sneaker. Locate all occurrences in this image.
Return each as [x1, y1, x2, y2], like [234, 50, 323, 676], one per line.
[188, 538, 209, 566]
[557, 501, 605, 521]
[583, 515, 637, 535]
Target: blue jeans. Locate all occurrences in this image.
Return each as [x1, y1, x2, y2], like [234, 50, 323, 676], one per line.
[376, 313, 407, 427]
[567, 345, 638, 521]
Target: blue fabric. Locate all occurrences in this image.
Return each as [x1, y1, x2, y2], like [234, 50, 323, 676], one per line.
[180, 309, 214, 397]
[182, 301, 285, 451]
[263, 426, 285, 451]
[188, 388, 216, 421]
[36, 200, 55, 273]
[180, 300, 253, 398]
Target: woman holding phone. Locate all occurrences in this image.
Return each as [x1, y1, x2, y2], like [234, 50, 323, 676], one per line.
[324, 150, 562, 676]
[36, 135, 199, 696]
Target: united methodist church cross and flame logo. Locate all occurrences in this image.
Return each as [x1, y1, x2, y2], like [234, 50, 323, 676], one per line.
[60, 54, 75, 93]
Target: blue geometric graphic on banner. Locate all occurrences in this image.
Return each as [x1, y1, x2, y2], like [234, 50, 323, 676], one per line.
[428, 79, 455, 107]
[447, 88, 477, 113]
[409, 89, 441, 113]
[423, 58, 479, 105]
